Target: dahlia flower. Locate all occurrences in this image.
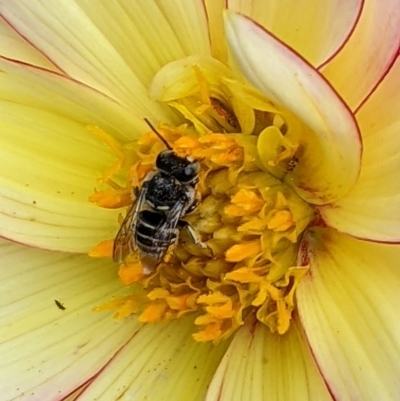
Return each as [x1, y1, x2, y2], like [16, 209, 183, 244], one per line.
[1, 1, 400, 401]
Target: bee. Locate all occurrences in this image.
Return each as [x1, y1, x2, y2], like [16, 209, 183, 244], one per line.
[113, 119, 207, 274]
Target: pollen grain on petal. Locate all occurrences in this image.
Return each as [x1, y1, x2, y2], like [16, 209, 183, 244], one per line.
[88, 240, 114, 258]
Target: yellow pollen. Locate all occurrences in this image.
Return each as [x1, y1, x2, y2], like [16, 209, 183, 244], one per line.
[139, 302, 169, 323]
[119, 262, 145, 285]
[225, 240, 262, 262]
[89, 58, 315, 342]
[87, 125, 126, 183]
[89, 240, 114, 258]
[89, 190, 132, 209]
[224, 188, 265, 217]
[267, 210, 294, 231]
[192, 321, 223, 343]
[224, 267, 263, 283]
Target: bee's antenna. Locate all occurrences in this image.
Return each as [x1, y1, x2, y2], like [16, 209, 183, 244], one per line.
[144, 118, 172, 150]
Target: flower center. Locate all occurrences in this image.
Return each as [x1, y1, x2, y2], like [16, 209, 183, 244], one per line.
[89, 56, 314, 342]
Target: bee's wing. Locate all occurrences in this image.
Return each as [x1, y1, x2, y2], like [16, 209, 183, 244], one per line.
[113, 185, 147, 263]
[152, 200, 187, 262]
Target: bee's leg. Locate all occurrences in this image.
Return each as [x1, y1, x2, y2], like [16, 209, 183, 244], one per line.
[186, 188, 203, 213]
[178, 220, 213, 255]
[134, 180, 149, 199]
[186, 198, 200, 214]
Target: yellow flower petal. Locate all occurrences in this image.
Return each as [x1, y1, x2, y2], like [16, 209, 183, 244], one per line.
[0, 17, 60, 71]
[0, 56, 147, 141]
[0, 239, 140, 401]
[149, 54, 266, 134]
[224, 11, 361, 205]
[76, 317, 230, 401]
[322, 0, 400, 110]
[206, 320, 331, 401]
[149, 55, 232, 103]
[297, 228, 400, 401]
[2, 0, 210, 120]
[203, 0, 228, 62]
[319, 57, 400, 241]
[229, 0, 362, 67]
[0, 58, 158, 252]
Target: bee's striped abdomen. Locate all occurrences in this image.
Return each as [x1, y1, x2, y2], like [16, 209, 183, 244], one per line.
[136, 210, 177, 255]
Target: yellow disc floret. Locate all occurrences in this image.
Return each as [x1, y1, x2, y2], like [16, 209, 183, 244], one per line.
[89, 56, 315, 342]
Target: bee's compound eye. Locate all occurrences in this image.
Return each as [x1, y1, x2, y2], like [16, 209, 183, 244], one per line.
[176, 162, 200, 184]
[188, 162, 200, 175]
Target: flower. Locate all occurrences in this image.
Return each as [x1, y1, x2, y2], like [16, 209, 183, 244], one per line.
[1, 1, 400, 401]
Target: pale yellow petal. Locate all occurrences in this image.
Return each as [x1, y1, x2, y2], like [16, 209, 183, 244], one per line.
[297, 228, 400, 401]
[77, 317, 229, 401]
[319, 56, 400, 241]
[0, 58, 150, 252]
[322, 0, 400, 111]
[206, 319, 332, 401]
[204, 0, 228, 62]
[0, 57, 147, 141]
[229, 0, 362, 67]
[225, 12, 361, 205]
[149, 55, 232, 102]
[0, 239, 141, 401]
[0, 16, 59, 71]
[2, 0, 211, 119]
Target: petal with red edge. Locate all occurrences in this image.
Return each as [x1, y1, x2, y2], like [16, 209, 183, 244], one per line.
[228, 0, 362, 67]
[322, 0, 400, 111]
[319, 56, 400, 242]
[76, 318, 229, 401]
[224, 12, 361, 205]
[0, 239, 140, 401]
[0, 58, 149, 252]
[0, 16, 59, 71]
[297, 228, 400, 401]
[0, 57, 148, 142]
[205, 319, 332, 401]
[2, 0, 210, 119]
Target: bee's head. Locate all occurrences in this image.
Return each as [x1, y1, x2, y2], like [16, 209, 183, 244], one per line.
[156, 150, 200, 185]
